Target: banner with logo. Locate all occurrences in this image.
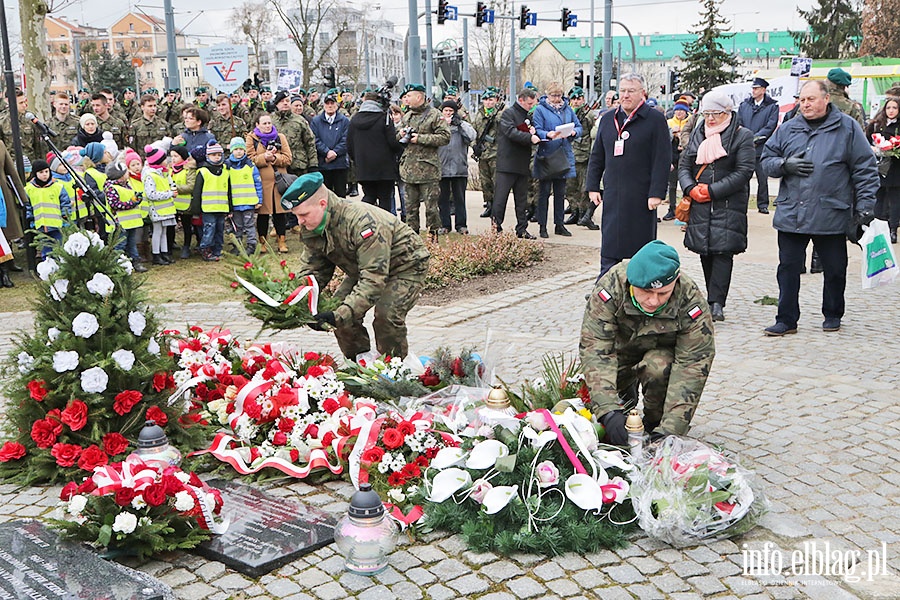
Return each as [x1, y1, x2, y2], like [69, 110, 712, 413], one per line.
[198, 44, 249, 94]
[277, 68, 303, 92]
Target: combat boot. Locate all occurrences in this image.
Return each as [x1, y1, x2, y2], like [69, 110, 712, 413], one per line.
[810, 250, 823, 274]
[277, 235, 288, 253]
[564, 209, 580, 225]
[0, 264, 13, 288]
[577, 203, 599, 230]
[480, 205, 492, 218]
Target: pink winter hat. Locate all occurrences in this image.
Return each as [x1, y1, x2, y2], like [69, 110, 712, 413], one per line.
[144, 144, 167, 166]
[124, 149, 142, 168]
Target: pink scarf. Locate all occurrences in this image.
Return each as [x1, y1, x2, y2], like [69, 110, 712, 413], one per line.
[696, 115, 732, 165]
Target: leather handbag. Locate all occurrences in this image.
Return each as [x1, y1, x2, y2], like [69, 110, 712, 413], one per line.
[676, 164, 708, 223]
[535, 146, 571, 179]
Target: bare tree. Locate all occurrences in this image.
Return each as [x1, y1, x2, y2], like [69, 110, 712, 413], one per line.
[270, 0, 350, 89]
[231, 1, 275, 79]
[469, 0, 512, 91]
[860, 0, 900, 56]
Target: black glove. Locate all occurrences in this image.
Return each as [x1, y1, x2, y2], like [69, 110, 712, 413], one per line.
[752, 135, 767, 145]
[856, 211, 875, 227]
[847, 211, 875, 245]
[600, 410, 628, 446]
[309, 311, 337, 332]
[783, 154, 814, 177]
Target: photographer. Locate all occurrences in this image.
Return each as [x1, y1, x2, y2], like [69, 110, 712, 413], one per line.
[348, 92, 403, 212]
[310, 95, 351, 196]
[247, 113, 293, 253]
[437, 101, 476, 233]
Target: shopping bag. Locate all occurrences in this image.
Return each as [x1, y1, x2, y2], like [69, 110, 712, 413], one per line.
[859, 219, 898, 289]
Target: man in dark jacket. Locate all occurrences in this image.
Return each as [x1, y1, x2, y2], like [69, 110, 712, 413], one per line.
[310, 95, 351, 197]
[586, 73, 671, 275]
[737, 77, 779, 214]
[492, 87, 541, 239]
[761, 80, 879, 336]
[348, 93, 403, 212]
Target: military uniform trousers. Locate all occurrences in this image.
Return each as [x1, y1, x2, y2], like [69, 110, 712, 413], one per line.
[615, 346, 689, 435]
[403, 180, 441, 233]
[565, 161, 589, 214]
[478, 156, 496, 209]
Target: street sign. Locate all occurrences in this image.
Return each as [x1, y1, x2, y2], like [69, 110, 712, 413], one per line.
[484, 9, 495, 23]
[526, 11, 537, 26]
[131, 57, 143, 68]
[567, 14, 577, 27]
[446, 5, 459, 20]
[198, 44, 249, 94]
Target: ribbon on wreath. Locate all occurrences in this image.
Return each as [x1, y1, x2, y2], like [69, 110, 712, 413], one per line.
[536, 408, 587, 475]
[190, 431, 345, 479]
[181, 482, 230, 534]
[91, 457, 158, 496]
[384, 503, 425, 526]
[234, 272, 320, 314]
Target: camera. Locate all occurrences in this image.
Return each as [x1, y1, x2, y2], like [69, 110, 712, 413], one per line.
[399, 127, 415, 145]
[374, 76, 399, 110]
[267, 139, 282, 152]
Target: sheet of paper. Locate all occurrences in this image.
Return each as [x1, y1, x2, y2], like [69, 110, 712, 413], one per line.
[555, 123, 575, 138]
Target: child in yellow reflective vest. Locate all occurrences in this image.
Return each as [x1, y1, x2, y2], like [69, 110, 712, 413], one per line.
[170, 145, 198, 259]
[103, 162, 148, 273]
[190, 140, 231, 261]
[79, 141, 114, 242]
[225, 137, 262, 254]
[25, 159, 72, 259]
[142, 144, 178, 265]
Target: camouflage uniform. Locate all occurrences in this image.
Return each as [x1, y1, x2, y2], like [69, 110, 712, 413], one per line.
[209, 112, 249, 151]
[471, 106, 499, 211]
[75, 99, 92, 117]
[271, 111, 318, 175]
[159, 100, 185, 134]
[120, 99, 138, 127]
[131, 115, 171, 155]
[825, 82, 866, 130]
[0, 113, 42, 165]
[239, 99, 268, 129]
[302, 104, 318, 122]
[579, 262, 716, 436]
[398, 104, 451, 233]
[296, 191, 430, 359]
[52, 113, 81, 146]
[97, 114, 128, 150]
[566, 105, 596, 214]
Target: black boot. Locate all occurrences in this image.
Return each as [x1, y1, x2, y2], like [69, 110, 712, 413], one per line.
[577, 203, 600, 230]
[555, 224, 572, 237]
[161, 252, 174, 265]
[810, 250, 823, 274]
[152, 253, 166, 266]
[480, 205, 492, 218]
[892, 228, 898, 244]
[539, 226, 549, 238]
[711, 302, 725, 322]
[0, 264, 14, 288]
[564, 209, 580, 225]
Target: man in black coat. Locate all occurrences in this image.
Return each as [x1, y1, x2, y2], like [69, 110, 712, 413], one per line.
[492, 87, 541, 239]
[586, 74, 671, 275]
[347, 92, 403, 212]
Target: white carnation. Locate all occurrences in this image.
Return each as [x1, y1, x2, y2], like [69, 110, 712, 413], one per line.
[16, 352, 34, 374]
[52, 350, 80, 373]
[71, 312, 99, 338]
[128, 311, 146, 336]
[63, 232, 90, 257]
[85, 230, 104, 248]
[147, 337, 160, 355]
[67, 495, 88, 516]
[47, 327, 60, 342]
[86, 272, 115, 297]
[49, 279, 69, 301]
[80, 366, 108, 394]
[117, 254, 133, 275]
[174, 490, 195, 512]
[112, 349, 135, 371]
[36, 257, 58, 281]
[112, 511, 138, 534]
[174, 471, 191, 484]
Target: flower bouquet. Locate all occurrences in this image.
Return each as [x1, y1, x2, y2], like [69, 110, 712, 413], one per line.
[49, 456, 227, 560]
[872, 132, 900, 158]
[503, 353, 592, 413]
[417, 347, 486, 390]
[230, 258, 340, 331]
[629, 436, 767, 546]
[337, 354, 432, 402]
[422, 408, 636, 555]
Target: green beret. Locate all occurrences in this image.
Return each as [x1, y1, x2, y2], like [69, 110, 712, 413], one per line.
[123, 86, 134, 93]
[281, 172, 325, 210]
[297, 88, 307, 95]
[196, 86, 208, 93]
[827, 68, 852, 87]
[626, 241, 681, 289]
[78, 87, 90, 93]
[446, 85, 459, 95]
[482, 91, 497, 100]
[167, 88, 179, 94]
[568, 86, 585, 98]
[249, 84, 259, 91]
[147, 88, 158, 95]
[260, 86, 271, 92]
[403, 83, 426, 95]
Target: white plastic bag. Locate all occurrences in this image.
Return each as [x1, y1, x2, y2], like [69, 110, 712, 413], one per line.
[859, 219, 898, 289]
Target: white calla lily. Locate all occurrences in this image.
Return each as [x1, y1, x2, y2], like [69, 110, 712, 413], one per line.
[522, 426, 557, 449]
[565, 473, 607, 513]
[481, 485, 518, 514]
[430, 446, 467, 470]
[427, 468, 472, 503]
[465, 439, 509, 469]
[592, 448, 634, 472]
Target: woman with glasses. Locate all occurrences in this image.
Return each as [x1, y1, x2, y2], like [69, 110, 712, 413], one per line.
[678, 91, 755, 322]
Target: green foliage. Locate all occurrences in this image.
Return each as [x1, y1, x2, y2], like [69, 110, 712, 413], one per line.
[503, 352, 593, 415]
[680, 0, 740, 92]
[792, 0, 862, 58]
[423, 233, 545, 290]
[76, 45, 135, 93]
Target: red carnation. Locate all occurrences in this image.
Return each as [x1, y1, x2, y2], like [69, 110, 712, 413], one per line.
[162, 473, 184, 495]
[289, 449, 300, 462]
[387, 472, 407, 487]
[152, 372, 169, 392]
[249, 447, 261, 462]
[102, 432, 129, 456]
[321, 398, 339, 414]
[451, 357, 465, 378]
[243, 399, 262, 419]
[142, 483, 167, 507]
[361, 447, 385, 463]
[396, 420, 416, 436]
[50, 443, 82, 467]
[243, 261, 253, 269]
[278, 417, 296, 432]
[272, 431, 288, 446]
[321, 431, 336, 447]
[307, 365, 324, 378]
[114, 487, 136, 507]
[382, 428, 405, 450]
[0, 441, 26, 462]
[304, 351, 320, 361]
[424, 446, 440, 459]
[77, 445, 108, 471]
[59, 482, 78, 501]
[146, 405, 169, 427]
[60, 400, 89, 431]
[76, 478, 97, 495]
[27, 379, 48, 402]
[31, 420, 59, 449]
[113, 390, 143, 416]
[189, 325, 204, 333]
[419, 368, 441, 387]
[303, 424, 319, 439]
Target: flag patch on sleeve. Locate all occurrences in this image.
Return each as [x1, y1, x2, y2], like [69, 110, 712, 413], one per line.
[360, 228, 374, 239]
[688, 305, 703, 320]
[597, 289, 612, 302]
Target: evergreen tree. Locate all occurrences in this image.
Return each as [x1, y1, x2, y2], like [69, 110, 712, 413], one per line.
[792, 0, 862, 58]
[86, 50, 135, 92]
[0, 229, 207, 485]
[860, 0, 900, 57]
[679, 0, 740, 92]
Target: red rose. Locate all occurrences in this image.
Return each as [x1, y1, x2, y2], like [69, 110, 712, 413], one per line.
[387, 472, 407, 487]
[102, 432, 129, 456]
[382, 428, 405, 450]
[59, 482, 78, 501]
[243, 399, 262, 419]
[272, 431, 288, 446]
[419, 368, 441, 387]
[61, 400, 89, 431]
[288, 272, 296, 280]
[152, 372, 169, 392]
[27, 380, 48, 402]
[321, 431, 336, 447]
[307, 365, 324, 378]
[321, 398, 339, 414]
[114, 487, 136, 506]
[289, 449, 300, 462]
[77, 445, 108, 471]
[243, 261, 253, 269]
[0, 441, 26, 462]
[146, 405, 169, 427]
[361, 447, 384, 463]
[397, 420, 416, 436]
[76, 478, 97, 495]
[50, 443, 82, 467]
[278, 417, 295, 432]
[113, 390, 143, 416]
[451, 357, 465, 378]
[46, 410, 64, 435]
[142, 483, 167, 507]
[31, 420, 59, 449]
[230, 281, 239, 289]
[303, 424, 319, 439]
[279, 260, 287, 267]
[304, 352, 320, 361]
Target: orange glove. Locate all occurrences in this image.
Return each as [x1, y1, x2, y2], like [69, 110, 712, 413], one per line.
[689, 183, 710, 202]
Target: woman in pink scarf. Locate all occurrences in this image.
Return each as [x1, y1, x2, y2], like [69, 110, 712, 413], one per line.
[677, 90, 756, 322]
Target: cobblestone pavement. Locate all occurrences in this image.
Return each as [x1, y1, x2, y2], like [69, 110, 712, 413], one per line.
[0, 232, 898, 599]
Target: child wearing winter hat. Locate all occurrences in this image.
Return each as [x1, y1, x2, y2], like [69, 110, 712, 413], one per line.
[224, 136, 262, 254]
[104, 162, 147, 273]
[191, 139, 230, 261]
[169, 145, 199, 258]
[141, 143, 178, 265]
[25, 159, 72, 258]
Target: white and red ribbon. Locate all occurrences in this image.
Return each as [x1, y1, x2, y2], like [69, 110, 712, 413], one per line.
[235, 273, 320, 315]
[190, 432, 344, 479]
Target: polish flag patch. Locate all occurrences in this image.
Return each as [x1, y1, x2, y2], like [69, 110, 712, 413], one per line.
[597, 288, 612, 302]
[360, 228, 374, 239]
[688, 305, 703, 320]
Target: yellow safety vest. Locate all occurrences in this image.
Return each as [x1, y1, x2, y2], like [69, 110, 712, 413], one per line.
[83, 168, 115, 232]
[146, 171, 176, 217]
[128, 176, 148, 219]
[229, 164, 258, 208]
[199, 167, 229, 213]
[85, 167, 107, 190]
[171, 169, 191, 212]
[112, 185, 143, 230]
[26, 181, 65, 229]
[55, 176, 85, 221]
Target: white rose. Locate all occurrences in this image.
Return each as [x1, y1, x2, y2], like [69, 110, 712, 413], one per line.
[387, 488, 406, 503]
[174, 490, 195, 512]
[16, 352, 34, 374]
[47, 327, 60, 342]
[49, 279, 69, 301]
[71, 312, 99, 338]
[52, 350, 80, 373]
[36, 257, 58, 281]
[80, 366, 108, 394]
[85, 230, 104, 248]
[525, 411, 550, 432]
[112, 511, 138, 534]
[68, 495, 88, 515]
[111, 349, 136, 371]
[86, 272, 115, 297]
[147, 337, 160, 355]
[63, 232, 90, 257]
[117, 254, 133, 275]
[128, 311, 146, 336]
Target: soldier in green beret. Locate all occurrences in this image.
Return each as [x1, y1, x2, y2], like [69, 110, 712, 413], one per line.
[565, 86, 599, 229]
[580, 240, 716, 444]
[194, 87, 210, 110]
[825, 68, 865, 129]
[282, 172, 430, 360]
[472, 90, 500, 217]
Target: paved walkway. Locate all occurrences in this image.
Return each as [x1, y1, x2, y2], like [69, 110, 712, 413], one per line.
[0, 196, 898, 599]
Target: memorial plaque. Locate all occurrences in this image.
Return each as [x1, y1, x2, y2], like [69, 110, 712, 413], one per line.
[0, 520, 175, 600]
[194, 479, 336, 577]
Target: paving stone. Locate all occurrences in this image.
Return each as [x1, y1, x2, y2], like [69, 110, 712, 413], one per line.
[532, 561, 567, 581]
[571, 568, 609, 589]
[687, 574, 728, 595]
[374, 566, 405, 585]
[415, 546, 448, 563]
[389, 581, 424, 600]
[265, 578, 304, 596]
[630, 556, 665, 575]
[542, 578, 581, 596]
[195, 561, 226, 582]
[650, 573, 692, 593]
[461, 550, 498, 565]
[311, 581, 347, 600]
[160, 568, 198, 587]
[173, 581, 220, 600]
[296, 568, 333, 588]
[671, 560, 711, 578]
[358, 585, 396, 600]
[593, 587, 636, 600]
[425, 583, 456, 600]
[428, 558, 469, 580]
[584, 550, 620, 567]
[446, 573, 490, 594]
[477, 594, 517, 600]
[604, 564, 645, 585]
[480, 560, 525, 582]
[338, 571, 374, 592]
[406, 566, 437, 586]
[506, 576, 547, 598]
[626, 583, 665, 599]
[684, 547, 722, 564]
[389, 549, 424, 571]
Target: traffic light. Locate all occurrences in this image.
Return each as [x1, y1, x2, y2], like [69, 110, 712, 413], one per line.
[561, 8, 571, 31]
[438, 0, 448, 24]
[519, 5, 529, 30]
[476, 1, 486, 27]
[324, 66, 336, 88]
[575, 68, 584, 88]
[669, 69, 680, 93]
